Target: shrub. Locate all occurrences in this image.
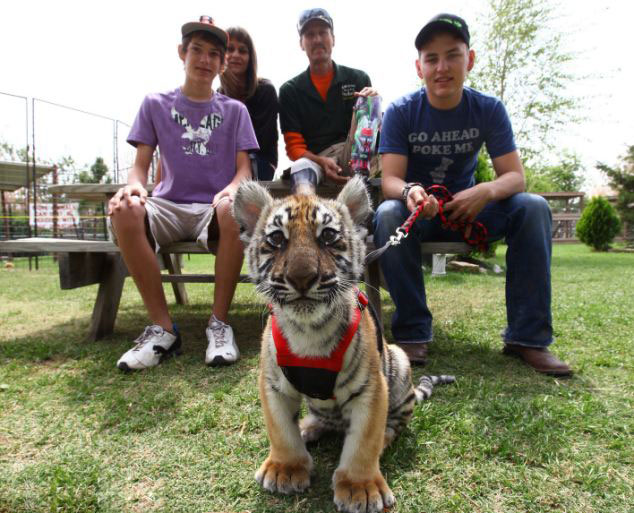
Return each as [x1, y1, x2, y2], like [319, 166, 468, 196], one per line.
[576, 196, 621, 251]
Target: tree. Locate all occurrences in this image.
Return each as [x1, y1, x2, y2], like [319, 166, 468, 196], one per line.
[576, 196, 621, 251]
[542, 151, 585, 192]
[76, 157, 112, 184]
[469, 0, 579, 165]
[597, 145, 634, 248]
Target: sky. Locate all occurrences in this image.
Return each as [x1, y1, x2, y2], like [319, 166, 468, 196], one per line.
[1, 0, 632, 190]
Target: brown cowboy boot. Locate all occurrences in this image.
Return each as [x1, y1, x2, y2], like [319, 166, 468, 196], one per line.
[503, 344, 573, 377]
[396, 342, 429, 366]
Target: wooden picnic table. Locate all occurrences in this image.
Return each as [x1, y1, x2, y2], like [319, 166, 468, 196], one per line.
[2, 180, 471, 341]
[47, 180, 375, 201]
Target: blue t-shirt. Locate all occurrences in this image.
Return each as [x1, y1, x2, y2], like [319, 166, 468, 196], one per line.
[379, 87, 516, 193]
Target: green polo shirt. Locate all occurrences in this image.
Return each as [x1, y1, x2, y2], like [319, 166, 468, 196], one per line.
[279, 61, 372, 155]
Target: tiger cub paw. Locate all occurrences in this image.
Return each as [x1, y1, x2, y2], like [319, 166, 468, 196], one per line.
[333, 470, 395, 513]
[255, 457, 311, 494]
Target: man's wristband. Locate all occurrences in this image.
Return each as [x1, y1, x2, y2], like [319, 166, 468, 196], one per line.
[401, 182, 424, 202]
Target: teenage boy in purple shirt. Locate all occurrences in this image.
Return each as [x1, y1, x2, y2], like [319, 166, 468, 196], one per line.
[374, 14, 572, 376]
[108, 16, 258, 371]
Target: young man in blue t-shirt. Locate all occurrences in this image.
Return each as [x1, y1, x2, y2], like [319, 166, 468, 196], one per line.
[374, 13, 571, 376]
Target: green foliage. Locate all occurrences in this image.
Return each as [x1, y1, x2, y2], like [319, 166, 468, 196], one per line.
[470, 0, 580, 166]
[597, 145, 634, 222]
[524, 166, 557, 193]
[597, 145, 634, 248]
[473, 151, 499, 258]
[542, 151, 585, 191]
[0, 140, 28, 162]
[474, 150, 495, 184]
[524, 152, 585, 193]
[77, 156, 111, 184]
[576, 196, 621, 251]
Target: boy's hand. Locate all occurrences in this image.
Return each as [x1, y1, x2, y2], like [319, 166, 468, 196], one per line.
[212, 183, 238, 207]
[443, 183, 493, 237]
[108, 183, 148, 215]
[407, 185, 438, 218]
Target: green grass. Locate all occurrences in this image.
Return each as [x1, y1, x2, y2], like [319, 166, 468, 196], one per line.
[0, 245, 632, 512]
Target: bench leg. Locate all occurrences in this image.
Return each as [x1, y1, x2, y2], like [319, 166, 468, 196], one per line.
[88, 253, 126, 341]
[365, 259, 382, 324]
[161, 253, 189, 305]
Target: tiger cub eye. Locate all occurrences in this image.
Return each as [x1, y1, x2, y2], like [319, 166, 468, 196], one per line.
[320, 227, 339, 245]
[266, 230, 286, 248]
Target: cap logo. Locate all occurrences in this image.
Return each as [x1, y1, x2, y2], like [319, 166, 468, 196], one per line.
[199, 15, 215, 25]
[438, 18, 462, 28]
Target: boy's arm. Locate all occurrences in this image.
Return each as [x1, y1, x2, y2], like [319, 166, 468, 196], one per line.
[443, 149, 525, 226]
[108, 144, 154, 214]
[211, 150, 252, 207]
[381, 153, 438, 217]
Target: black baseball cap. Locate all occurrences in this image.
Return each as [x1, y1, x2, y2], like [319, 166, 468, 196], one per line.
[415, 13, 470, 50]
[297, 8, 333, 34]
[181, 15, 228, 49]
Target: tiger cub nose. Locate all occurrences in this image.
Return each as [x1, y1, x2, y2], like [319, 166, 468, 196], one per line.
[286, 264, 319, 294]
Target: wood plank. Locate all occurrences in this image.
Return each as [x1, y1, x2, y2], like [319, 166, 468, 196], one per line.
[59, 253, 109, 289]
[0, 237, 211, 254]
[46, 179, 383, 202]
[162, 253, 188, 305]
[420, 242, 471, 254]
[552, 213, 581, 221]
[160, 273, 251, 283]
[88, 254, 126, 341]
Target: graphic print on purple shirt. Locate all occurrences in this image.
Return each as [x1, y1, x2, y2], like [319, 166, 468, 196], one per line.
[170, 107, 224, 156]
[127, 88, 259, 204]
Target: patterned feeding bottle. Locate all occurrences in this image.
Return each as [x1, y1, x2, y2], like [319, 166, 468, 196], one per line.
[349, 96, 382, 178]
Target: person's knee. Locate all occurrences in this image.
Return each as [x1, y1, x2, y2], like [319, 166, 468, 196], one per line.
[516, 193, 551, 220]
[110, 199, 146, 235]
[216, 200, 240, 238]
[374, 200, 406, 232]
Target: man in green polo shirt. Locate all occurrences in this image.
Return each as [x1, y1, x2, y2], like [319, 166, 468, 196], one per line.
[280, 8, 379, 193]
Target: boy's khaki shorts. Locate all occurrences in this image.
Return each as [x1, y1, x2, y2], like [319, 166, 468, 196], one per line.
[108, 196, 219, 253]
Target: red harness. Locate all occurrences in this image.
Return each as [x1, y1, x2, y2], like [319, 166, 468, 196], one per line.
[271, 290, 369, 400]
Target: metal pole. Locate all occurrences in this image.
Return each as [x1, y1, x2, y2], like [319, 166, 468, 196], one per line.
[32, 98, 38, 269]
[113, 120, 119, 183]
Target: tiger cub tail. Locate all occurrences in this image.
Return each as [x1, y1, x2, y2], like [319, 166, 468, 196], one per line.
[414, 375, 456, 402]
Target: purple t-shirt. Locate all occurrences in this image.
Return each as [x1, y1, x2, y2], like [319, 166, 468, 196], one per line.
[127, 88, 259, 203]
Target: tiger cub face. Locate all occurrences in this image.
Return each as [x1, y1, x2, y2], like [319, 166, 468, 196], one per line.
[232, 177, 372, 320]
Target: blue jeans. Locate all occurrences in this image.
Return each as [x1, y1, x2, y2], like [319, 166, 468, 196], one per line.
[372, 193, 553, 348]
[250, 154, 275, 181]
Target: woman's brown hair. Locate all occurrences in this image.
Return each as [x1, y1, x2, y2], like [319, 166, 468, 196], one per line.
[219, 26, 259, 101]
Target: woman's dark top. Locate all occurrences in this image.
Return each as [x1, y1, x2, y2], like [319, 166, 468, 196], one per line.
[245, 78, 279, 170]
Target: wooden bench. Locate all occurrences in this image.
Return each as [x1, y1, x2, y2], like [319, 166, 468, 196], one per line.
[0, 236, 470, 340]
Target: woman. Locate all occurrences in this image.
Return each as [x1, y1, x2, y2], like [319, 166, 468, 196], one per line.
[220, 27, 278, 180]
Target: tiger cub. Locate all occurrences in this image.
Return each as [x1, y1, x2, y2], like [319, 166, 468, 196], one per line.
[232, 177, 453, 513]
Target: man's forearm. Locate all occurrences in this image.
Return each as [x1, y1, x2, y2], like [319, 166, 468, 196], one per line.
[382, 174, 408, 200]
[486, 170, 525, 202]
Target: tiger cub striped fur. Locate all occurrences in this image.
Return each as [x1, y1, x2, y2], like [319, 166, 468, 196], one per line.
[232, 177, 453, 513]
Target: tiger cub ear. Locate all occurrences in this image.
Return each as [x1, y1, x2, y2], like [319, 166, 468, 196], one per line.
[336, 176, 373, 226]
[232, 181, 274, 239]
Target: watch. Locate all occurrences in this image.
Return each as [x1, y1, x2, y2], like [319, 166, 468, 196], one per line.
[401, 182, 423, 202]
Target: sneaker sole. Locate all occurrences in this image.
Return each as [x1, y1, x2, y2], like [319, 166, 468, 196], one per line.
[206, 355, 237, 367]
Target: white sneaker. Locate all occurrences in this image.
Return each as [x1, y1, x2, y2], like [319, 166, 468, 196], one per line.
[205, 317, 239, 366]
[117, 325, 181, 371]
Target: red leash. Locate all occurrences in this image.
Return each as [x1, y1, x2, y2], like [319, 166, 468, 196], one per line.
[365, 185, 488, 264]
